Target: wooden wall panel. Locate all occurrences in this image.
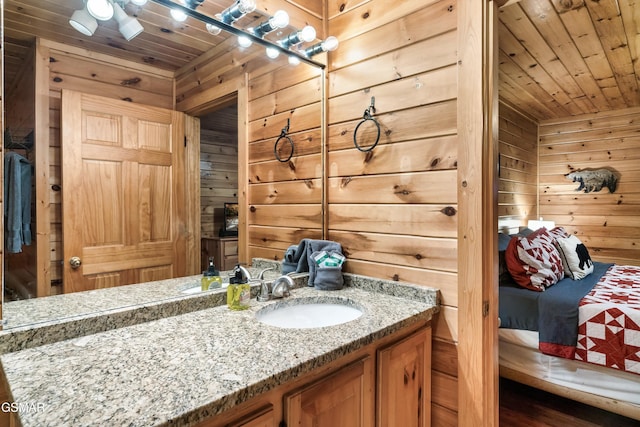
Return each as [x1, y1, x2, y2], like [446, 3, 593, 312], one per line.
[498, 102, 538, 229]
[538, 106, 640, 265]
[245, 57, 323, 261]
[328, 0, 459, 420]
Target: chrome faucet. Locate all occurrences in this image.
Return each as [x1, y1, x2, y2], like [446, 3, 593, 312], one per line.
[271, 275, 294, 299]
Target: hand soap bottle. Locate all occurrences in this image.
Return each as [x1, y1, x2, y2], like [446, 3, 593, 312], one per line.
[227, 265, 251, 310]
[201, 257, 223, 291]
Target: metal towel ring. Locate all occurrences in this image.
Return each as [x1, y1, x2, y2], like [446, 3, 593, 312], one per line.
[274, 118, 294, 163]
[353, 96, 380, 153]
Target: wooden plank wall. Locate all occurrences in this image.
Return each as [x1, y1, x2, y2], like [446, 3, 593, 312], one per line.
[538, 106, 640, 265]
[4, 44, 37, 299]
[498, 102, 538, 231]
[327, 0, 459, 423]
[35, 39, 174, 295]
[200, 127, 238, 238]
[246, 62, 324, 261]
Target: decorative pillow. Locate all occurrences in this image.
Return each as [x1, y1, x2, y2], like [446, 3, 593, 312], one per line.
[548, 226, 570, 240]
[505, 228, 564, 291]
[554, 235, 594, 280]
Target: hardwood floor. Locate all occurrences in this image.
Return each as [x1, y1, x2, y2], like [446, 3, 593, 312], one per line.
[499, 377, 640, 427]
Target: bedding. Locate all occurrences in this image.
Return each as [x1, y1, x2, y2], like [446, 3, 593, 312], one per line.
[500, 261, 640, 376]
[575, 265, 640, 375]
[500, 261, 613, 357]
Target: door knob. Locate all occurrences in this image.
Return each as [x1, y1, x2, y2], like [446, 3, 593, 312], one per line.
[69, 256, 82, 269]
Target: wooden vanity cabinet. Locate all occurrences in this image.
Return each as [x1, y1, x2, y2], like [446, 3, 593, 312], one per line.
[284, 356, 374, 426]
[195, 323, 431, 427]
[377, 327, 432, 427]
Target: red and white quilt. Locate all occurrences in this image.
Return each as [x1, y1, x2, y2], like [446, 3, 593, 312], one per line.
[575, 265, 640, 375]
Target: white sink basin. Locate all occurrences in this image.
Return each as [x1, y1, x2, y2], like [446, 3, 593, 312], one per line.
[256, 299, 363, 329]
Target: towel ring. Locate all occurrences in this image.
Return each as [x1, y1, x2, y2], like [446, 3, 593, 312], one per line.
[353, 96, 381, 153]
[274, 119, 294, 163]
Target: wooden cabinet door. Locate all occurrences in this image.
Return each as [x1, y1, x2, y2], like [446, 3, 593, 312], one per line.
[377, 328, 432, 427]
[61, 90, 198, 293]
[284, 356, 374, 427]
[227, 405, 275, 427]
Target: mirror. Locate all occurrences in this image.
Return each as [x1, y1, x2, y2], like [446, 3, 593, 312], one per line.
[2, 0, 326, 328]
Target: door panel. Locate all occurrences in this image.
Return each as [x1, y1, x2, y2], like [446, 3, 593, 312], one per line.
[61, 90, 197, 293]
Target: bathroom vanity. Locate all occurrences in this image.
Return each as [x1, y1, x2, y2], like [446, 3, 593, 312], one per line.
[0, 260, 438, 426]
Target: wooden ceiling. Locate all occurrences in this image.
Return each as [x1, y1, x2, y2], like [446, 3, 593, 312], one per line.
[498, 0, 640, 122]
[3, 0, 639, 123]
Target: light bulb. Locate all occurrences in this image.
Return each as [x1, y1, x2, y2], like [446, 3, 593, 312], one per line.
[86, 0, 114, 21]
[299, 26, 316, 43]
[238, 35, 252, 48]
[322, 36, 339, 52]
[206, 23, 221, 35]
[266, 47, 280, 59]
[288, 55, 300, 66]
[170, 8, 188, 22]
[130, 0, 148, 5]
[239, 0, 257, 13]
[270, 10, 289, 29]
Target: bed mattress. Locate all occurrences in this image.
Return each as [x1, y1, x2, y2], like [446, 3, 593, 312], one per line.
[499, 328, 640, 406]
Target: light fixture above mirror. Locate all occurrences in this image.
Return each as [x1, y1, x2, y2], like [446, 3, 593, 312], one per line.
[154, 0, 336, 67]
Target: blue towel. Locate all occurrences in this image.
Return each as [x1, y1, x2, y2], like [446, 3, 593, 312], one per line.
[280, 239, 343, 286]
[4, 152, 32, 253]
[281, 239, 311, 275]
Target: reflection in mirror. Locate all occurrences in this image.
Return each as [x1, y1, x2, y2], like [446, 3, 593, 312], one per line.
[1, 0, 328, 329]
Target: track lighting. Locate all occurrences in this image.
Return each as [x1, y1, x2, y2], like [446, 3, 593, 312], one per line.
[220, 0, 257, 25]
[251, 10, 289, 38]
[304, 36, 339, 57]
[240, 10, 288, 48]
[112, 1, 144, 41]
[87, 0, 114, 21]
[69, 6, 98, 36]
[70, 0, 145, 40]
[278, 26, 316, 49]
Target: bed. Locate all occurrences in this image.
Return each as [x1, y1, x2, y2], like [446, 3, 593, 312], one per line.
[498, 227, 640, 420]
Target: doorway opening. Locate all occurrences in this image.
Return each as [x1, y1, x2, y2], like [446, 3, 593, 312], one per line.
[198, 97, 239, 272]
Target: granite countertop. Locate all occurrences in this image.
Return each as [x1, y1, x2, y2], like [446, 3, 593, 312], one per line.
[1, 273, 438, 427]
[0, 266, 284, 355]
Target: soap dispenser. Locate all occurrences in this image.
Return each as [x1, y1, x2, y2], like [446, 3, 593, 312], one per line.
[201, 257, 223, 291]
[227, 264, 251, 310]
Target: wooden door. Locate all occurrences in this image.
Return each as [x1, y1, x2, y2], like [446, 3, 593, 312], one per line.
[284, 357, 374, 427]
[61, 90, 199, 293]
[377, 328, 432, 427]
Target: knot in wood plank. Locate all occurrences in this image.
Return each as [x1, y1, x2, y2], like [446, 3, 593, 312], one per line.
[441, 206, 457, 216]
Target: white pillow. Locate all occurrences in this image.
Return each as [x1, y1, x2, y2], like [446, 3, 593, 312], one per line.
[554, 235, 594, 280]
